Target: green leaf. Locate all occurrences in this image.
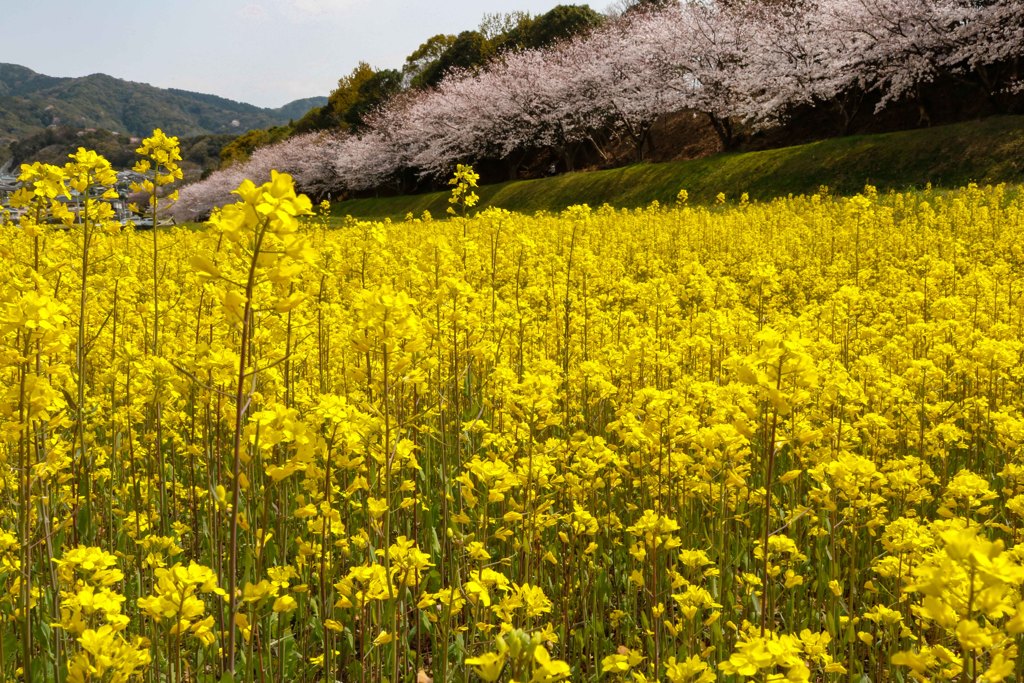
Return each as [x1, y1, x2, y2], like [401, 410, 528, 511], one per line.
[1, 628, 17, 670]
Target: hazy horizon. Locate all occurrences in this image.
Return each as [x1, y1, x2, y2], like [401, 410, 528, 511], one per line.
[0, 0, 598, 109]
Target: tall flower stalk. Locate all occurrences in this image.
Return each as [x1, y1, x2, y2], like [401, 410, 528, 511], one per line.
[194, 171, 313, 675]
[132, 130, 183, 535]
[63, 148, 119, 545]
[131, 128, 183, 356]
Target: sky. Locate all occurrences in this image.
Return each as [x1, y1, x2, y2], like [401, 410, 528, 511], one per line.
[0, 0, 601, 109]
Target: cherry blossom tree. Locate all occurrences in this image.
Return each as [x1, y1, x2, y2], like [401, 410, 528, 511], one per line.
[812, 0, 1022, 121]
[172, 165, 249, 222]
[935, 0, 1024, 103]
[638, 3, 750, 148]
[174, 132, 344, 220]
[175, 0, 1024, 207]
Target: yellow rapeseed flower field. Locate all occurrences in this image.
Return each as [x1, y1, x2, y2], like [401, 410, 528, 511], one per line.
[2, 137, 1024, 683]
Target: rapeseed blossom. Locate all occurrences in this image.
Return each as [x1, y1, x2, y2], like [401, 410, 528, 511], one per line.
[3, 149, 1024, 681]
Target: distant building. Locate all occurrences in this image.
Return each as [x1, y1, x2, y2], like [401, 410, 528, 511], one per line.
[0, 169, 152, 226]
[0, 175, 20, 206]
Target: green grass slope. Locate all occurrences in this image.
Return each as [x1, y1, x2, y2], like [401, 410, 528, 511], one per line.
[333, 116, 1024, 221]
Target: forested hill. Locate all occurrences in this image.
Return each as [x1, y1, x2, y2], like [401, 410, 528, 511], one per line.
[0, 63, 325, 141]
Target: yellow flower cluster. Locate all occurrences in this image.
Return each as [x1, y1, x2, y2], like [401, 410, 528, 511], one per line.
[3, 142, 1024, 682]
[447, 163, 480, 217]
[131, 128, 183, 213]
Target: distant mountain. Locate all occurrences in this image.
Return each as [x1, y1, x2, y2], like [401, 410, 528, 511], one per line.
[0, 63, 326, 144]
[273, 97, 329, 121]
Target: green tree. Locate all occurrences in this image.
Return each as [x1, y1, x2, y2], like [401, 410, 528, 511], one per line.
[607, 0, 677, 15]
[292, 62, 402, 133]
[218, 127, 289, 167]
[404, 34, 457, 88]
[344, 68, 402, 131]
[479, 11, 532, 43]
[291, 104, 332, 133]
[518, 4, 604, 49]
[417, 31, 490, 88]
[326, 62, 378, 126]
[219, 129, 270, 167]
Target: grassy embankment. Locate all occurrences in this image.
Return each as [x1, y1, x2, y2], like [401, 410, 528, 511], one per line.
[332, 115, 1024, 221]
